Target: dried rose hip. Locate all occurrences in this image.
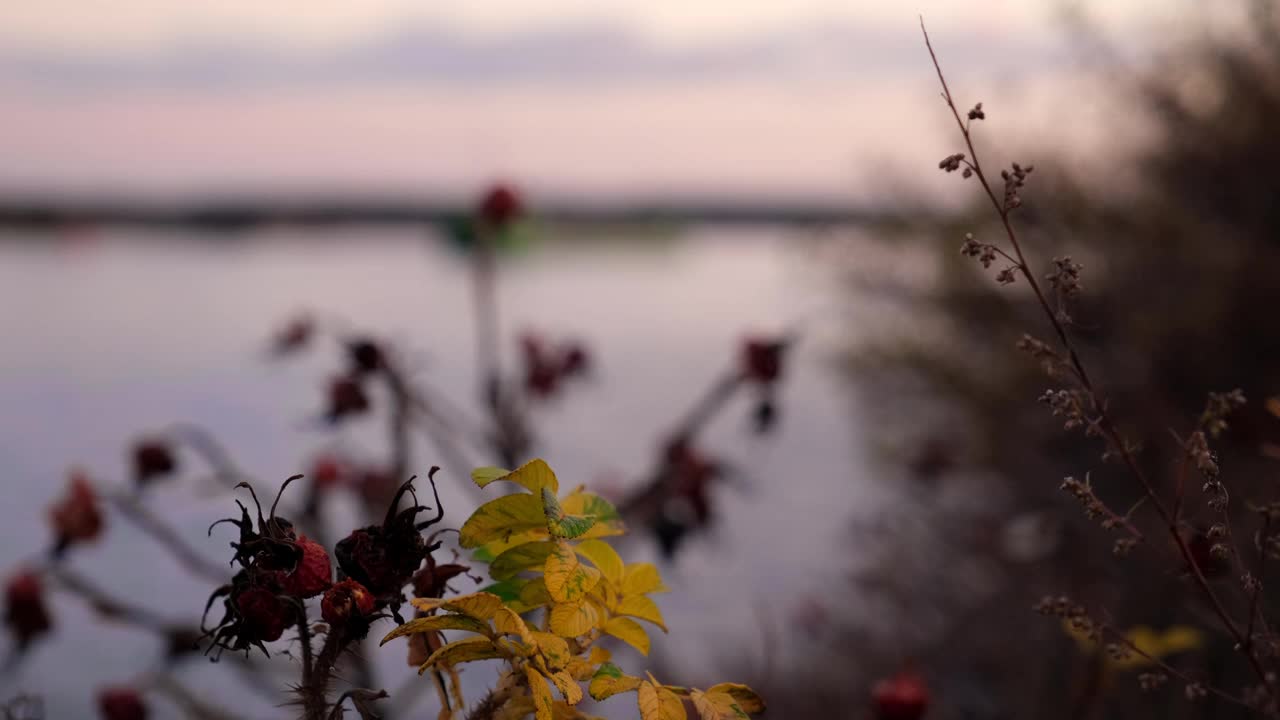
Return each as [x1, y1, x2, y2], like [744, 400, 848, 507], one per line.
[477, 183, 523, 227]
[321, 578, 375, 627]
[872, 668, 929, 720]
[132, 438, 176, 486]
[4, 571, 52, 650]
[271, 315, 313, 357]
[48, 469, 104, 553]
[279, 535, 332, 599]
[335, 469, 446, 618]
[98, 687, 148, 720]
[740, 336, 787, 384]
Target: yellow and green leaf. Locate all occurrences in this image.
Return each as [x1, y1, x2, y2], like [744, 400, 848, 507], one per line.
[543, 488, 598, 539]
[548, 670, 585, 705]
[526, 665, 555, 720]
[460, 493, 549, 548]
[532, 631, 572, 670]
[703, 684, 764, 713]
[473, 459, 560, 495]
[380, 613, 491, 646]
[589, 662, 643, 701]
[544, 541, 602, 603]
[490, 541, 558, 580]
[417, 637, 503, 675]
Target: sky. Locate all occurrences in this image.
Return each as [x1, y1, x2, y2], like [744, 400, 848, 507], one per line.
[0, 0, 1223, 204]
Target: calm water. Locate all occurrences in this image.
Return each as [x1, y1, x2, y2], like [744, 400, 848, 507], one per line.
[0, 225, 868, 718]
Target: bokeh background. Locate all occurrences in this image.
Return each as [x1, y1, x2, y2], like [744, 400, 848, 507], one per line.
[1, 1, 1276, 718]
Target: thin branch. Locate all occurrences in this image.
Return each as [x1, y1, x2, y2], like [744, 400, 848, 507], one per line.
[920, 16, 1273, 695]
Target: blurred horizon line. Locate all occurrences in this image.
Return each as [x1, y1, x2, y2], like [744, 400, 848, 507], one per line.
[0, 194, 893, 232]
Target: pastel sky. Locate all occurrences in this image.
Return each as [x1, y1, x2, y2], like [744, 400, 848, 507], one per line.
[0, 1, 1225, 203]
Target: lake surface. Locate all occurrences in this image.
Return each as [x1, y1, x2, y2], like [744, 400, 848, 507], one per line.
[0, 224, 870, 718]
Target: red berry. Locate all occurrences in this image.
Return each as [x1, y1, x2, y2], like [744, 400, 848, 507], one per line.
[48, 469, 104, 550]
[872, 669, 929, 720]
[477, 183, 523, 227]
[234, 586, 289, 642]
[4, 571, 52, 649]
[98, 687, 148, 720]
[322, 579, 375, 626]
[280, 535, 333, 599]
[311, 454, 348, 492]
[131, 439, 176, 486]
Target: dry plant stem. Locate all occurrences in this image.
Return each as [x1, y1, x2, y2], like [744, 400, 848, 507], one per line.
[464, 686, 515, 720]
[920, 17, 1272, 694]
[1099, 624, 1254, 710]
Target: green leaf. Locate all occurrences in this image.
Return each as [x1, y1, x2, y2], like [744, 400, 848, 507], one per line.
[490, 541, 558, 580]
[562, 490, 626, 539]
[589, 663, 643, 701]
[542, 488, 597, 539]
[380, 614, 491, 646]
[460, 493, 548, 548]
[480, 579, 526, 604]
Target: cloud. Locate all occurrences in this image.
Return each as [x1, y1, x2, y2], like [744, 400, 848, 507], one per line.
[0, 19, 1070, 92]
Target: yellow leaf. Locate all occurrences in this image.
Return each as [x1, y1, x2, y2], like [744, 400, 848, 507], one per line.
[621, 563, 669, 596]
[691, 690, 753, 720]
[638, 682, 687, 720]
[460, 493, 550, 548]
[532, 631, 572, 670]
[544, 541, 602, 603]
[575, 539, 625, 586]
[703, 684, 764, 713]
[526, 666, 555, 720]
[417, 637, 503, 675]
[603, 616, 651, 655]
[565, 657, 596, 682]
[589, 646, 612, 665]
[410, 591, 505, 621]
[473, 459, 560, 495]
[589, 662, 643, 701]
[549, 600, 598, 638]
[380, 613, 492, 646]
[615, 594, 668, 632]
[473, 530, 548, 564]
[491, 541, 559, 580]
[492, 607, 535, 647]
[548, 670, 584, 705]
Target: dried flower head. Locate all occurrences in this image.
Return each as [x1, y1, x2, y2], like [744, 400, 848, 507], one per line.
[48, 469, 104, 553]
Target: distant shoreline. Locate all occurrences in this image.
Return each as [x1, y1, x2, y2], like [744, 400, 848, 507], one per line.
[0, 198, 887, 231]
